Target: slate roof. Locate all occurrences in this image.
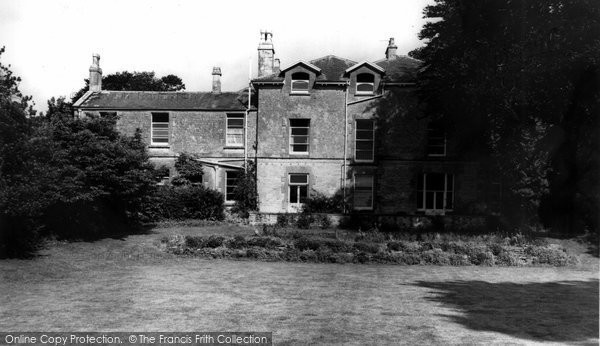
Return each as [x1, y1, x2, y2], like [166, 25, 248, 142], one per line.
[74, 91, 250, 110]
[374, 56, 421, 83]
[252, 54, 421, 84]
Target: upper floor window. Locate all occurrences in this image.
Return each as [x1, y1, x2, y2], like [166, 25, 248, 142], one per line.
[289, 173, 309, 205]
[291, 72, 310, 94]
[289, 119, 310, 154]
[151, 112, 169, 145]
[427, 123, 446, 156]
[354, 174, 374, 210]
[225, 170, 241, 202]
[356, 73, 375, 95]
[226, 114, 244, 147]
[355, 119, 375, 162]
[417, 173, 454, 212]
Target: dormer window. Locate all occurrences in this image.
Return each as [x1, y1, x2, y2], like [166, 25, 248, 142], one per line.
[356, 73, 375, 95]
[291, 72, 310, 94]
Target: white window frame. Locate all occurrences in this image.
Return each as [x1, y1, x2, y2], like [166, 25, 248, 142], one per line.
[353, 174, 374, 210]
[427, 124, 447, 157]
[355, 119, 375, 162]
[226, 113, 244, 147]
[289, 119, 310, 154]
[291, 72, 310, 94]
[151, 112, 170, 146]
[417, 173, 454, 213]
[356, 73, 375, 95]
[225, 170, 241, 203]
[288, 173, 309, 206]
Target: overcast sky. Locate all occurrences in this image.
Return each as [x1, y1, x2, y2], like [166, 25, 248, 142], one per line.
[0, 0, 433, 112]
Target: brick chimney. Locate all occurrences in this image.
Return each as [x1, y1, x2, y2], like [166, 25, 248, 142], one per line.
[212, 67, 222, 93]
[258, 31, 275, 77]
[385, 38, 397, 60]
[89, 54, 102, 92]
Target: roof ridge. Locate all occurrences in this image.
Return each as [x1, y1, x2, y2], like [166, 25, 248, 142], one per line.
[374, 55, 422, 64]
[96, 90, 240, 94]
[309, 54, 357, 65]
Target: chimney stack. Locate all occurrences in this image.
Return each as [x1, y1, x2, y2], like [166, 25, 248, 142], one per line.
[273, 58, 281, 73]
[385, 38, 397, 60]
[212, 67, 222, 93]
[258, 30, 275, 77]
[89, 54, 102, 92]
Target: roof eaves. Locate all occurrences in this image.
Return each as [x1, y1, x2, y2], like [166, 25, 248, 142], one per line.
[280, 60, 322, 73]
[72, 90, 94, 108]
[344, 61, 386, 74]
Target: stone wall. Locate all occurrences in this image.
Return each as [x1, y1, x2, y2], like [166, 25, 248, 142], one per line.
[257, 158, 344, 213]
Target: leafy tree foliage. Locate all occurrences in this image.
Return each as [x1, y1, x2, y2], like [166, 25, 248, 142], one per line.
[231, 161, 259, 218]
[173, 152, 204, 185]
[1, 47, 158, 257]
[410, 0, 600, 233]
[72, 71, 185, 102]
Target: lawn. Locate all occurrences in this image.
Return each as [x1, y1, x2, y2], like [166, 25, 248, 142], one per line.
[0, 223, 598, 345]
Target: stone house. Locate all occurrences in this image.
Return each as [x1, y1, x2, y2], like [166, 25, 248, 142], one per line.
[73, 32, 481, 216]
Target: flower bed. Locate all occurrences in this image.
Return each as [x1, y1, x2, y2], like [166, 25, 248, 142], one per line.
[159, 230, 580, 266]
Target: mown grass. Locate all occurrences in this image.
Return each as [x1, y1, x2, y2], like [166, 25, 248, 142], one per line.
[0, 223, 597, 345]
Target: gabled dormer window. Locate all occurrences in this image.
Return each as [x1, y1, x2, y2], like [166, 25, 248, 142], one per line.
[291, 72, 310, 94]
[356, 73, 375, 95]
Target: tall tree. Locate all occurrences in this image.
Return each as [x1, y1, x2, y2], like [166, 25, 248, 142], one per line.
[411, 0, 600, 232]
[72, 71, 185, 102]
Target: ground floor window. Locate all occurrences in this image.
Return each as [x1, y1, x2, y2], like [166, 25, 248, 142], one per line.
[289, 173, 309, 205]
[417, 173, 454, 211]
[225, 170, 241, 202]
[353, 174, 374, 210]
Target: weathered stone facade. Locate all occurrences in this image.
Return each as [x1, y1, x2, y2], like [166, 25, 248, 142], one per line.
[73, 34, 482, 216]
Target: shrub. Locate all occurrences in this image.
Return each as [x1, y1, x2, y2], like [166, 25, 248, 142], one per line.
[488, 243, 505, 256]
[474, 251, 495, 266]
[143, 185, 224, 221]
[396, 253, 422, 265]
[353, 242, 380, 254]
[355, 252, 371, 263]
[448, 253, 470, 265]
[318, 214, 332, 229]
[247, 236, 283, 249]
[387, 241, 402, 251]
[246, 247, 269, 259]
[302, 190, 345, 213]
[204, 235, 225, 248]
[322, 239, 352, 252]
[355, 230, 387, 243]
[495, 251, 521, 266]
[276, 214, 291, 227]
[422, 249, 451, 265]
[296, 212, 314, 229]
[227, 235, 248, 249]
[185, 236, 204, 248]
[525, 246, 570, 266]
[294, 236, 322, 251]
[174, 152, 203, 184]
[299, 250, 318, 262]
[231, 162, 259, 218]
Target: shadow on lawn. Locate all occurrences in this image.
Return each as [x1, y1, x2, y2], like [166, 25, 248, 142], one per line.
[415, 279, 599, 343]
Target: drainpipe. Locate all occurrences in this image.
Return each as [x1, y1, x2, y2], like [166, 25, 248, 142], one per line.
[245, 59, 251, 173]
[343, 81, 349, 214]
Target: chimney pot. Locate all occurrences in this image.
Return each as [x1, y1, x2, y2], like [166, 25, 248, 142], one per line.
[212, 66, 222, 93]
[385, 37, 398, 60]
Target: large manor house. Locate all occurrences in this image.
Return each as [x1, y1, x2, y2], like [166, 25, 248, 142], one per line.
[73, 32, 481, 216]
